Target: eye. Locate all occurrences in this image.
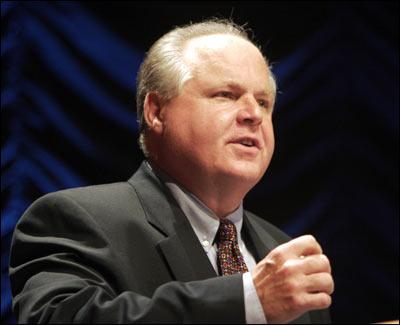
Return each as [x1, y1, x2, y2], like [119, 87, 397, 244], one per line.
[214, 91, 235, 100]
[257, 99, 267, 108]
[257, 99, 269, 109]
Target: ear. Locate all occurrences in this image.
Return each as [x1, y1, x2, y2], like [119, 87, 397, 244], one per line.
[143, 92, 165, 134]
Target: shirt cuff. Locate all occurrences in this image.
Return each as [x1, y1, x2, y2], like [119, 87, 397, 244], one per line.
[243, 272, 267, 324]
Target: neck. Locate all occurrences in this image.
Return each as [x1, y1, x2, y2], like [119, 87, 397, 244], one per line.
[191, 184, 244, 218]
[148, 159, 250, 218]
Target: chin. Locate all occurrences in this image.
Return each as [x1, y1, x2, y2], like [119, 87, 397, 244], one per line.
[220, 159, 267, 184]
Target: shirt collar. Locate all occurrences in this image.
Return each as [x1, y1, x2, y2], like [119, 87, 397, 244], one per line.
[146, 161, 244, 253]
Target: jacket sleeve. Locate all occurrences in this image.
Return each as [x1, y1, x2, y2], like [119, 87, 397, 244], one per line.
[9, 193, 245, 324]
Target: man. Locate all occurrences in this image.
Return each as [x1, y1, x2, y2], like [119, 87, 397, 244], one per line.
[9, 19, 334, 323]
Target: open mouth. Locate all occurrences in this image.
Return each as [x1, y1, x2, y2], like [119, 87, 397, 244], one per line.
[229, 136, 261, 150]
[239, 139, 255, 147]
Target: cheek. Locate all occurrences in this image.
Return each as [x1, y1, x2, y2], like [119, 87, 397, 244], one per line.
[191, 111, 231, 144]
[262, 119, 274, 143]
[164, 113, 210, 150]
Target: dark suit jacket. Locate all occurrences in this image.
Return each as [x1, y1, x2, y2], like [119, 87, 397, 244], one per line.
[9, 162, 330, 323]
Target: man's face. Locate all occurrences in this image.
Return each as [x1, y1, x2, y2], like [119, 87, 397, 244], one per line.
[158, 34, 275, 188]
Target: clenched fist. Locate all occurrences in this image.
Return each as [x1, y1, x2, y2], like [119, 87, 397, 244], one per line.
[252, 235, 334, 324]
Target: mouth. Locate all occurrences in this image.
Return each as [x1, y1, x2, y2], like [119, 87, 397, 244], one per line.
[230, 137, 261, 149]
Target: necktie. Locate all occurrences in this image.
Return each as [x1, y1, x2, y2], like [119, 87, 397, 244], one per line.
[216, 219, 248, 275]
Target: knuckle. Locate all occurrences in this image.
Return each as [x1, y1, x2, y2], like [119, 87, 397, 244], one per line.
[320, 253, 329, 261]
[320, 294, 332, 308]
[260, 257, 276, 270]
[280, 261, 295, 277]
[320, 254, 330, 267]
[307, 234, 316, 241]
[304, 234, 317, 244]
[287, 294, 306, 311]
[271, 246, 285, 261]
[308, 256, 319, 269]
[283, 278, 300, 294]
[323, 272, 332, 282]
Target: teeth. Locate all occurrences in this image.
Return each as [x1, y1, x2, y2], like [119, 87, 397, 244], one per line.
[241, 139, 253, 146]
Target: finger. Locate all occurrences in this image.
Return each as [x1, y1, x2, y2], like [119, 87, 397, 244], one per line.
[270, 235, 322, 264]
[305, 273, 334, 295]
[277, 254, 331, 278]
[294, 235, 323, 257]
[301, 254, 331, 274]
[303, 292, 332, 311]
[286, 235, 322, 258]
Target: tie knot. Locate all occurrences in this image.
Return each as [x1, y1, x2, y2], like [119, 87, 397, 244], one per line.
[217, 219, 237, 243]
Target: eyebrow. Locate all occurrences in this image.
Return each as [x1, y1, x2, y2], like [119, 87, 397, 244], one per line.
[212, 81, 275, 112]
[208, 80, 275, 112]
[222, 81, 272, 98]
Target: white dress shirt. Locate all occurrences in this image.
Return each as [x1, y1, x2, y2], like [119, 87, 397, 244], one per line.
[147, 162, 267, 323]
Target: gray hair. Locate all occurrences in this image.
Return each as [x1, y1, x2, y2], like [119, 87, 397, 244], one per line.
[136, 19, 276, 156]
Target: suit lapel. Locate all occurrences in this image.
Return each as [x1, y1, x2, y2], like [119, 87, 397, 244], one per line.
[242, 212, 280, 262]
[128, 162, 216, 282]
[157, 207, 217, 281]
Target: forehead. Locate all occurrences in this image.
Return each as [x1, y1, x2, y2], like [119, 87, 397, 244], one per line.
[184, 34, 265, 65]
[183, 34, 272, 93]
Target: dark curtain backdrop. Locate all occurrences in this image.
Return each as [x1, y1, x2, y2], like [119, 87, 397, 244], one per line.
[1, 1, 398, 324]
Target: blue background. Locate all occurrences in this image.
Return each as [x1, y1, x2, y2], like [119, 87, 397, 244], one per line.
[2, 1, 398, 323]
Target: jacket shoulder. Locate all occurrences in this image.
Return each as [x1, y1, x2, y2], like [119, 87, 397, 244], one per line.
[28, 181, 138, 213]
[16, 181, 146, 241]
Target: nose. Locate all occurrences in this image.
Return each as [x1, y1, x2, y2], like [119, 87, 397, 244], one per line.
[236, 95, 263, 127]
